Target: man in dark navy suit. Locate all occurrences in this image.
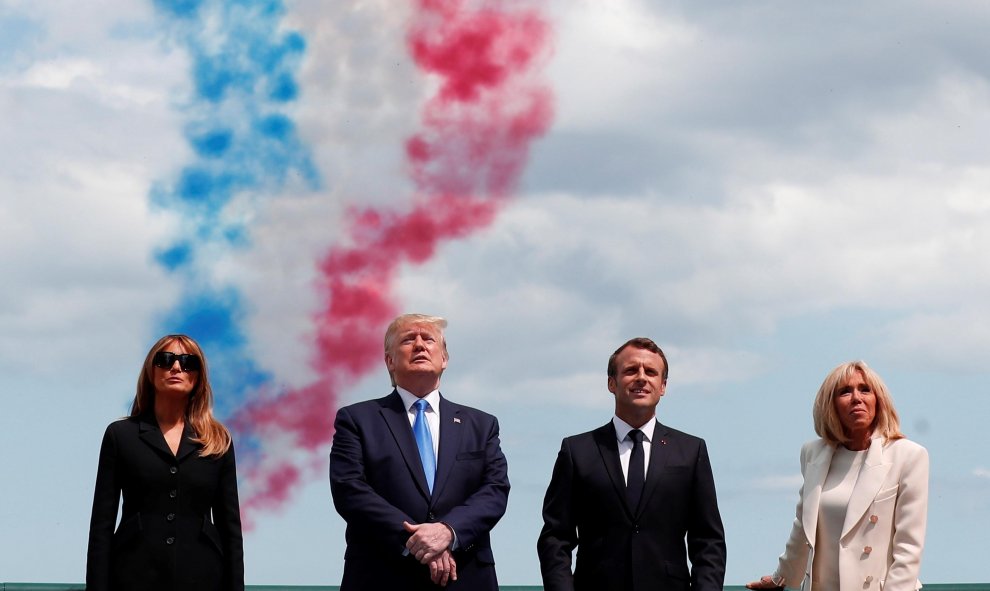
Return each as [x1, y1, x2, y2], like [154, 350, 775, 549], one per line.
[330, 313, 509, 590]
[538, 337, 726, 591]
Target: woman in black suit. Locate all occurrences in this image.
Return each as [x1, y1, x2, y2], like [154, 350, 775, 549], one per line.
[86, 334, 244, 591]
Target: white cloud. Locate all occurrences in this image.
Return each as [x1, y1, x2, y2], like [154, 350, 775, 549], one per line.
[881, 309, 990, 372]
[547, 0, 698, 132]
[0, 3, 187, 376]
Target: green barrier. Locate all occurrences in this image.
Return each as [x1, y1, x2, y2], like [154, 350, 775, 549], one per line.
[2, 585, 988, 591]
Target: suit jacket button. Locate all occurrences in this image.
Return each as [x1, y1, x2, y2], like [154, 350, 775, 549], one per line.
[863, 546, 873, 554]
[428, 512, 435, 521]
[169, 489, 177, 498]
[170, 466, 178, 474]
[167, 513, 175, 521]
[166, 537, 175, 545]
[865, 575, 873, 583]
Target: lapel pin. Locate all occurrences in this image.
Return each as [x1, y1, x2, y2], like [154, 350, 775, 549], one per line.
[661, 439, 667, 445]
[869, 515, 878, 524]
[453, 417, 461, 424]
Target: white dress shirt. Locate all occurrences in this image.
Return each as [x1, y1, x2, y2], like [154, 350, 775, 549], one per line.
[395, 387, 459, 549]
[612, 416, 656, 484]
[397, 387, 441, 458]
[815, 446, 867, 591]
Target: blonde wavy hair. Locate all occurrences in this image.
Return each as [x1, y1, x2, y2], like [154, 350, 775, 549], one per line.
[130, 334, 232, 457]
[813, 360, 904, 447]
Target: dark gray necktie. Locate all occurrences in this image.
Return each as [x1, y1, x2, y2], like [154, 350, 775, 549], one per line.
[626, 429, 645, 510]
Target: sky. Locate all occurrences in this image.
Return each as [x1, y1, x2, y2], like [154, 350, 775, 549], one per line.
[2, 0, 989, 586]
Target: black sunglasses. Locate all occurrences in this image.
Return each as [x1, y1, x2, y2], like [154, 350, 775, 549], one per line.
[153, 351, 202, 372]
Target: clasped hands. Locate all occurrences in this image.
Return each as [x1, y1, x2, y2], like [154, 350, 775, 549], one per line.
[404, 521, 457, 586]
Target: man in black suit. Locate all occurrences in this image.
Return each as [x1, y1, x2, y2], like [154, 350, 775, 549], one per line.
[329, 313, 510, 590]
[537, 337, 726, 591]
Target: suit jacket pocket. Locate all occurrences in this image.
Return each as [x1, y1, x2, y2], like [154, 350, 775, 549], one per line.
[112, 512, 142, 549]
[874, 484, 899, 503]
[471, 545, 495, 565]
[664, 560, 690, 580]
[201, 517, 225, 557]
[456, 450, 485, 461]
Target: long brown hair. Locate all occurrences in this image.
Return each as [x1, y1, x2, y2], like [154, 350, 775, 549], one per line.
[131, 334, 232, 457]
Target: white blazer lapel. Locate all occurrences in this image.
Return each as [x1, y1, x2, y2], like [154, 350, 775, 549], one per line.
[801, 442, 834, 545]
[842, 437, 891, 538]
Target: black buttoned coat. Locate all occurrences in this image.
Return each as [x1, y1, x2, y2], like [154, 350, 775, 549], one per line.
[86, 414, 244, 591]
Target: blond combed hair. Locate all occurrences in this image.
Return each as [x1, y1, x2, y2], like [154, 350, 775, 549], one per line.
[131, 334, 232, 457]
[812, 360, 904, 447]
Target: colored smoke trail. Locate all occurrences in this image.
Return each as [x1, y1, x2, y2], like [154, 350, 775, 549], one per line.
[148, 0, 317, 420]
[231, 0, 554, 516]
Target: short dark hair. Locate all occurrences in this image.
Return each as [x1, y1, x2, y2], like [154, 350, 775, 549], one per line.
[607, 337, 668, 381]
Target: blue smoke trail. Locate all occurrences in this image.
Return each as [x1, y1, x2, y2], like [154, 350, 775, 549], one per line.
[149, 0, 319, 419]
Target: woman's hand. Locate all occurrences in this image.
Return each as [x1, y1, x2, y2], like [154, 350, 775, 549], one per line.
[746, 575, 785, 589]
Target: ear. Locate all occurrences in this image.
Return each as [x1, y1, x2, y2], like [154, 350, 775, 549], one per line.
[658, 380, 667, 397]
[607, 376, 617, 395]
[385, 353, 395, 373]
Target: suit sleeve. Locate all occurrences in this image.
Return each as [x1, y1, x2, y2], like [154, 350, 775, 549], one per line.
[328, 406, 418, 552]
[536, 438, 577, 591]
[687, 439, 727, 591]
[213, 443, 245, 591]
[774, 442, 814, 589]
[86, 424, 121, 591]
[434, 414, 510, 551]
[884, 443, 929, 591]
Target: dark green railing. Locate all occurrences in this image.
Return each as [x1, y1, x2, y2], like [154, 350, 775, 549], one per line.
[2, 585, 988, 590]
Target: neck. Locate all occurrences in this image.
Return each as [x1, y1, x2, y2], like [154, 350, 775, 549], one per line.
[844, 430, 872, 451]
[616, 409, 656, 429]
[154, 396, 187, 428]
[398, 378, 440, 398]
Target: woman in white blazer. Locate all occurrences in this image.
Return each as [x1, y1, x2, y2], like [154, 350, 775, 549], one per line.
[748, 361, 928, 591]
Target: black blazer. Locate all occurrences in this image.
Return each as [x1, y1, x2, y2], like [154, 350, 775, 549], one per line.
[329, 390, 510, 591]
[86, 414, 244, 591]
[537, 421, 726, 591]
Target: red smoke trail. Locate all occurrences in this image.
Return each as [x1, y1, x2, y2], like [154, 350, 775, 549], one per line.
[232, 0, 554, 520]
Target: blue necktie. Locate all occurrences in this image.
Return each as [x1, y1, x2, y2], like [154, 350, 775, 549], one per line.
[413, 399, 436, 492]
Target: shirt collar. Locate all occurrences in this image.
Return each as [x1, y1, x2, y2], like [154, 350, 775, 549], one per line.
[613, 415, 657, 443]
[397, 386, 441, 413]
